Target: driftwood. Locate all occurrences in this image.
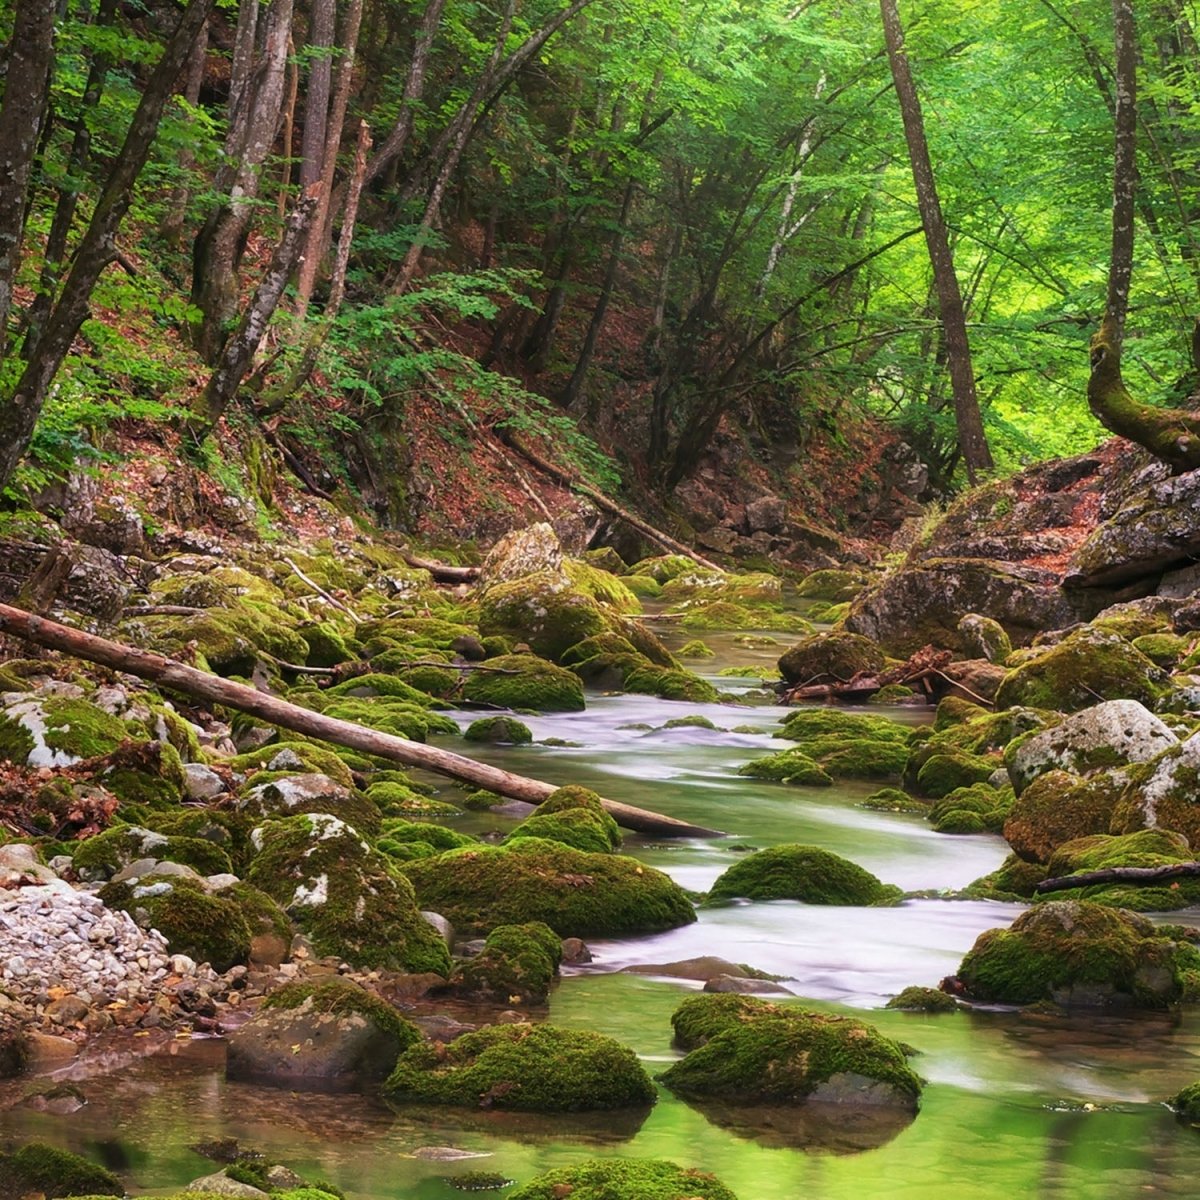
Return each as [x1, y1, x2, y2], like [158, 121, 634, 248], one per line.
[283, 556, 362, 623]
[499, 432, 723, 571]
[0, 602, 721, 838]
[402, 553, 480, 584]
[782, 645, 961, 706]
[1035, 862, 1200, 895]
[123, 605, 208, 617]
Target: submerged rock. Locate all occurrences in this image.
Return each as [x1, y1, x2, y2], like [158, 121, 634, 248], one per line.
[505, 1159, 738, 1200]
[954, 900, 1200, 1008]
[447, 921, 562, 1004]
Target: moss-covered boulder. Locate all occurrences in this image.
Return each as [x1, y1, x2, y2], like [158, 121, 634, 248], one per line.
[461, 654, 585, 712]
[0, 1143, 122, 1199]
[1003, 769, 1127, 863]
[994, 628, 1168, 714]
[464, 716, 533, 744]
[1040, 830, 1200, 911]
[1110, 732, 1200, 849]
[1006, 699, 1177, 796]
[448, 921, 563, 1004]
[1171, 1081, 1200, 1122]
[237, 774, 382, 837]
[72, 824, 233, 881]
[738, 749, 834, 786]
[0, 695, 134, 767]
[376, 819, 478, 864]
[366, 779, 461, 818]
[915, 750, 997, 799]
[230, 741, 356, 788]
[926, 782, 1013, 834]
[743, 731, 907, 784]
[777, 632, 886, 686]
[660, 994, 921, 1110]
[246, 814, 452, 974]
[796, 569, 865, 603]
[99, 874, 251, 971]
[384, 1023, 656, 1112]
[623, 664, 720, 704]
[86, 738, 186, 807]
[776, 708, 908, 744]
[505, 1159, 738, 1200]
[505, 786, 621, 854]
[478, 571, 611, 660]
[885, 986, 958, 1013]
[706, 845, 900, 906]
[954, 899, 1200, 1008]
[399, 839, 696, 937]
[564, 559, 642, 614]
[956, 613, 1012, 663]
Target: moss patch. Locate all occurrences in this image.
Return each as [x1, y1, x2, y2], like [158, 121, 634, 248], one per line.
[464, 716, 533, 744]
[706, 845, 900, 906]
[462, 654, 585, 713]
[0, 1143, 122, 1199]
[262, 977, 421, 1047]
[505, 1159, 738, 1200]
[885, 986, 958, 1013]
[449, 921, 563, 1004]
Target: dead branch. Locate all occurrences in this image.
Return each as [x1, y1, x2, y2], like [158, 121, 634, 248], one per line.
[1035, 862, 1200, 894]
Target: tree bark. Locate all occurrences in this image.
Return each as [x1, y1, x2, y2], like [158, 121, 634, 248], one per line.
[0, 0, 215, 497]
[299, 0, 336, 190]
[0, 603, 722, 838]
[880, 0, 993, 483]
[160, 17, 210, 246]
[0, 0, 57, 360]
[1036, 862, 1200, 894]
[1087, 0, 1200, 471]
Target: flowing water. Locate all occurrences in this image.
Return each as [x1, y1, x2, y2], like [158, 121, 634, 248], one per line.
[6, 626, 1200, 1197]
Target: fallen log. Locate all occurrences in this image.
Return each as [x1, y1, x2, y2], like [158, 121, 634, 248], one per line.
[1035, 862, 1200, 894]
[0, 602, 721, 838]
[499, 432, 724, 572]
[402, 553, 480, 584]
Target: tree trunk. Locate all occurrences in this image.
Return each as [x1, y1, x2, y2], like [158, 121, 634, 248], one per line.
[159, 17, 209, 246]
[0, 603, 721, 838]
[0, 0, 215, 497]
[0, 0, 57, 360]
[1036, 861, 1200, 894]
[1087, 0, 1200, 471]
[299, 0, 335, 189]
[880, 0, 993, 483]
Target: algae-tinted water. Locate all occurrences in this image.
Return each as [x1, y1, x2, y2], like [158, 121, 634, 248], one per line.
[6, 645, 1200, 1199]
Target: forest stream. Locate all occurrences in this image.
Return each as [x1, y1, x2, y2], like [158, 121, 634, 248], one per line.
[5, 619, 1200, 1199]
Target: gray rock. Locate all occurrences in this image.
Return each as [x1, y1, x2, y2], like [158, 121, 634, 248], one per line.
[745, 495, 788, 534]
[185, 1171, 271, 1198]
[703, 974, 793, 995]
[421, 911, 453, 945]
[184, 762, 228, 801]
[1008, 700, 1178, 796]
[477, 522, 564, 589]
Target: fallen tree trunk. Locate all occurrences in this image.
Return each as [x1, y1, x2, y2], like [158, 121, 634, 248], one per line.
[499, 432, 723, 571]
[402, 553, 480, 584]
[1035, 862, 1200, 894]
[0, 602, 721, 838]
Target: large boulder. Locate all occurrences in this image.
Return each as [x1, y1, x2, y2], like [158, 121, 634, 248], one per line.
[1042, 830, 1200, 911]
[659, 993, 921, 1110]
[954, 899, 1200, 1008]
[994, 628, 1169, 713]
[446, 921, 563, 1004]
[1007, 700, 1178, 795]
[1003, 769, 1128, 863]
[478, 570, 611, 660]
[1111, 732, 1200, 848]
[246, 814, 452, 974]
[461, 653, 585, 712]
[399, 839, 696, 937]
[384, 1023, 656, 1112]
[844, 558, 1079, 656]
[705, 845, 900, 906]
[778, 632, 885, 685]
[227, 978, 420, 1090]
[478, 523, 564, 588]
[235, 773, 382, 837]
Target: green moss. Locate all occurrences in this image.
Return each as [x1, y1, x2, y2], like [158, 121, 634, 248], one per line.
[246, 814, 452, 974]
[623, 665, 720, 704]
[678, 639, 715, 658]
[378, 819, 477, 851]
[72, 824, 233, 879]
[505, 1159, 738, 1200]
[464, 716, 533, 744]
[40, 698, 131, 761]
[963, 854, 1049, 901]
[885, 986, 957, 1013]
[659, 994, 920, 1107]
[366, 780, 461, 817]
[745, 732, 907, 784]
[462, 654, 585, 713]
[564, 560, 642, 615]
[505, 789, 622, 854]
[450, 921, 563, 1004]
[915, 750, 998, 798]
[0, 711, 36, 764]
[399, 839, 696, 937]
[777, 632, 885, 686]
[1002, 768, 1126, 863]
[869, 684, 918, 704]
[662, 714, 718, 729]
[1171, 1081, 1200, 1122]
[384, 1023, 655, 1112]
[738, 748, 833, 786]
[0, 1143, 122, 1199]
[860, 787, 928, 813]
[99, 875, 250, 970]
[1038, 830, 1200, 911]
[262, 977, 421, 1046]
[230, 741, 356, 788]
[927, 782, 1012, 835]
[300, 622, 357, 667]
[620, 574, 664, 599]
[628, 555, 699, 583]
[706, 845, 900, 906]
[956, 899, 1200, 1008]
[478, 571, 611, 660]
[324, 673, 435, 706]
[560, 633, 642, 667]
[776, 708, 908, 744]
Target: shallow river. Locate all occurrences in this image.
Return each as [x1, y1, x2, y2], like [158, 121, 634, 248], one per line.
[6, 627, 1200, 1198]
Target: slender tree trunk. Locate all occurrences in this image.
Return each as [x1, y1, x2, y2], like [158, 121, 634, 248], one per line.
[880, 0, 993, 483]
[294, 0, 365, 317]
[276, 35, 300, 217]
[160, 18, 209, 246]
[0, 0, 57, 360]
[1087, 0, 1200, 470]
[0, 0, 215, 496]
[299, 0, 335, 189]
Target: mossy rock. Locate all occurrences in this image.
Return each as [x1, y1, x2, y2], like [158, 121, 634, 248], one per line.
[230, 742, 356, 788]
[73, 825, 233, 881]
[706, 845, 900, 906]
[928, 782, 1012, 835]
[377, 818, 477, 853]
[869, 684, 918, 704]
[915, 750, 998, 799]
[660, 993, 920, 1109]
[738, 748, 833, 787]
[462, 654, 585, 713]
[564, 560, 642, 615]
[324, 672, 436, 706]
[628, 554, 700, 583]
[885, 986, 958, 1013]
[777, 632, 885, 686]
[745, 735, 907, 784]
[143, 809, 254, 872]
[582, 546, 628, 575]
[679, 639, 715, 658]
[262, 977, 421, 1047]
[464, 716, 533, 744]
[1171, 1081, 1200, 1122]
[478, 571, 611, 660]
[300, 622, 357, 668]
[1038, 830, 1200, 911]
[623, 665, 720, 704]
[954, 899, 1200, 1008]
[246, 814, 452, 974]
[0, 1143, 122, 1199]
[776, 708, 908, 744]
[505, 787, 622, 855]
[366, 780, 462, 818]
[860, 787, 928, 814]
[238, 773, 382, 837]
[957, 613, 1013, 663]
[661, 714, 719, 729]
[1132, 632, 1190, 668]
[0, 696, 133, 767]
[1110, 732, 1200, 849]
[963, 853, 1049, 901]
[449, 921, 563, 1004]
[320, 696, 459, 742]
[505, 1159, 738, 1200]
[616, 619, 681, 668]
[384, 1023, 656, 1112]
[796, 569, 865, 602]
[620, 574, 664, 599]
[1003, 769, 1127, 863]
[399, 839, 696, 937]
[994, 628, 1168, 714]
[99, 875, 251, 971]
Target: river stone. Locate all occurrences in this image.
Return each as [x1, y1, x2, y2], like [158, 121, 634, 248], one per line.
[1066, 466, 1200, 588]
[0, 845, 74, 896]
[477, 523, 564, 589]
[1111, 732, 1200, 847]
[226, 1002, 407, 1091]
[186, 1171, 270, 1198]
[703, 974, 793, 995]
[1007, 700, 1178, 796]
[844, 557, 1079, 656]
[184, 762, 227, 801]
